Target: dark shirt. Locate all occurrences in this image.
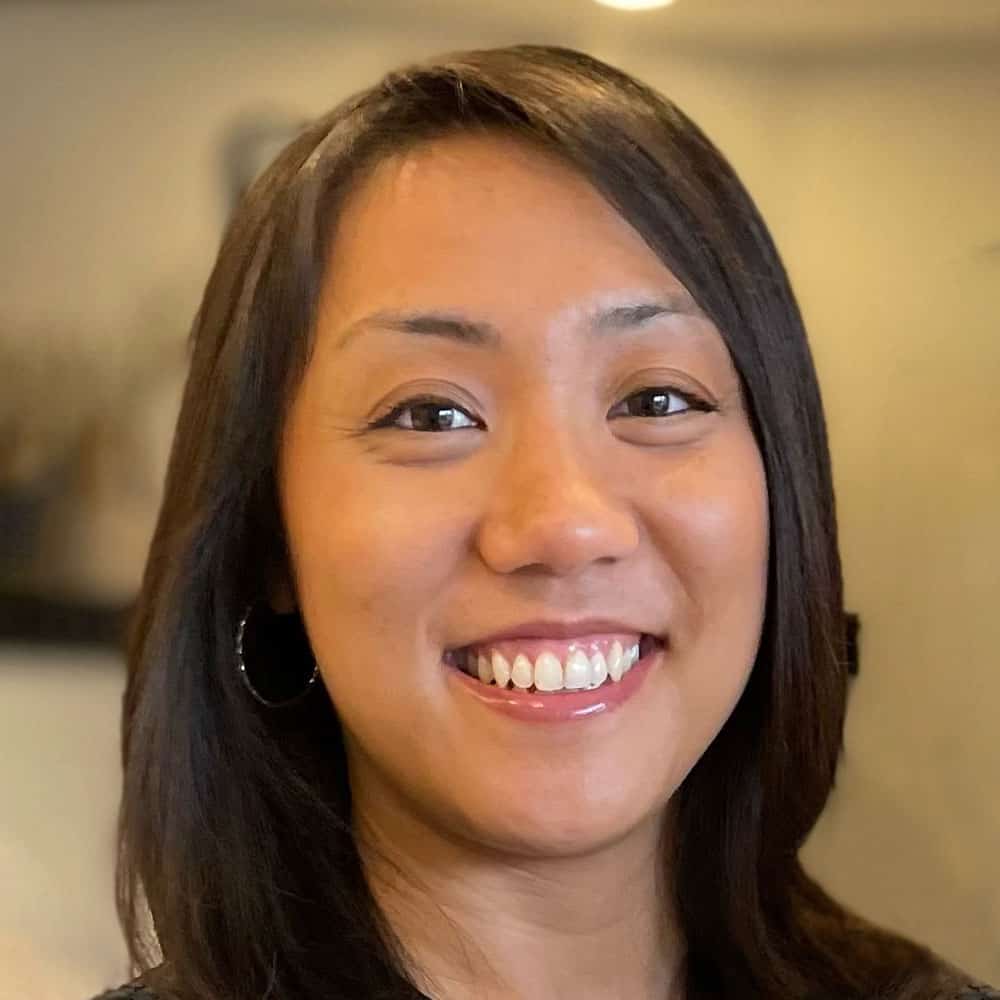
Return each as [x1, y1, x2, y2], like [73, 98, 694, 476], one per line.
[88, 983, 1000, 1000]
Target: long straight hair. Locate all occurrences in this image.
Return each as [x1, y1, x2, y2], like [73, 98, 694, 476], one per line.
[117, 45, 959, 1000]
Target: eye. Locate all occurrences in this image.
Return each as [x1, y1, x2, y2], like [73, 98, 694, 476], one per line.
[366, 385, 714, 434]
[607, 385, 713, 420]
[366, 394, 482, 433]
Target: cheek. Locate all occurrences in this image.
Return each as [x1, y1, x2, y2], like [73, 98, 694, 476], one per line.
[282, 424, 417, 580]
[278, 439, 467, 668]
[654, 431, 768, 614]
[644, 430, 769, 709]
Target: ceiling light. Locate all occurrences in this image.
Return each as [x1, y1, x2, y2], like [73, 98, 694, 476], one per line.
[593, 0, 676, 10]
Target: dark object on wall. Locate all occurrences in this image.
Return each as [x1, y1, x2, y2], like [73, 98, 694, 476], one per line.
[846, 610, 860, 677]
[0, 588, 131, 647]
[222, 109, 305, 216]
[0, 111, 307, 650]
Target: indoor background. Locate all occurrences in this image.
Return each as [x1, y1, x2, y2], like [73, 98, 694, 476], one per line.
[0, 1, 997, 997]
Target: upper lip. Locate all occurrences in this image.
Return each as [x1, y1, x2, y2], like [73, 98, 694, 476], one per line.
[454, 618, 659, 649]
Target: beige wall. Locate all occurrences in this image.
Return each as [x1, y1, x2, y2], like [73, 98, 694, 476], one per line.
[631, 45, 1000, 979]
[0, 648, 128, 1000]
[777, 52, 1000, 979]
[1, 4, 996, 994]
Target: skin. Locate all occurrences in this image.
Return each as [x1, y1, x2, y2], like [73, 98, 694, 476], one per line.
[276, 133, 770, 999]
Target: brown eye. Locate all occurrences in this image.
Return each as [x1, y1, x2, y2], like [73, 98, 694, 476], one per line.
[609, 386, 712, 420]
[367, 386, 714, 434]
[367, 395, 482, 433]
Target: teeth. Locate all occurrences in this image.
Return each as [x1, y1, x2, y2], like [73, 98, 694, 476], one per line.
[510, 653, 533, 689]
[563, 649, 591, 690]
[456, 638, 653, 693]
[626, 642, 639, 671]
[491, 649, 512, 688]
[534, 651, 563, 692]
[477, 652, 493, 685]
[588, 650, 608, 689]
[607, 641, 625, 682]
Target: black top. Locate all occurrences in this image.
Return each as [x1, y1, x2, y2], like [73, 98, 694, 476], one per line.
[89, 983, 1000, 1000]
[88, 986, 431, 1000]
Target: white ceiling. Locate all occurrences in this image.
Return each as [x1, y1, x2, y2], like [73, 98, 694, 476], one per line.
[244, 0, 1000, 53]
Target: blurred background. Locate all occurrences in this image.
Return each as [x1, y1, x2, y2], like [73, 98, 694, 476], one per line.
[1, 1, 997, 996]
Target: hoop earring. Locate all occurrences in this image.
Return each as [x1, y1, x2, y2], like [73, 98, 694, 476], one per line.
[235, 602, 319, 708]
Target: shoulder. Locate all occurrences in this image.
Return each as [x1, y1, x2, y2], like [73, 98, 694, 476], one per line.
[925, 952, 1000, 999]
[893, 957, 1000, 999]
[87, 986, 158, 1000]
[799, 893, 998, 1000]
[913, 963, 1000, 1000]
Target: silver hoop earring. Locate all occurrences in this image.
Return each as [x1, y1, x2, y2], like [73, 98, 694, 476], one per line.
[235, 602, 318, 708]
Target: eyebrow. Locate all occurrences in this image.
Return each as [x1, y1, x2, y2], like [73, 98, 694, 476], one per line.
[332, 294, 705, 352]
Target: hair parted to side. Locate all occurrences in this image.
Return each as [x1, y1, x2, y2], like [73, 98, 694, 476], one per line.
[118, 44, 959, 1000]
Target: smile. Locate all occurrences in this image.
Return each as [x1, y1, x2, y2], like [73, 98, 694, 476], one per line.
[444, 634, 662, 694]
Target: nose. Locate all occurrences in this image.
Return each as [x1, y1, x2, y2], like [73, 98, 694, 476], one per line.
[475, 422, 640, 577]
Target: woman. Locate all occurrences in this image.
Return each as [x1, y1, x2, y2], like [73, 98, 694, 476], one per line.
[92, 45, 997, 1000]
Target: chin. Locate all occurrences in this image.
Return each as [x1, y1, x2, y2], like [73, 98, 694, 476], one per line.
[458, 782, 668, 860]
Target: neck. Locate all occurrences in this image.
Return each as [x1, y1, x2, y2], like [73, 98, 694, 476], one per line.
[353, 785, 685, 1000]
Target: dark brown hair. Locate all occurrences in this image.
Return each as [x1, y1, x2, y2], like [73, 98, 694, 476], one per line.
[117, 44, 965, 1000]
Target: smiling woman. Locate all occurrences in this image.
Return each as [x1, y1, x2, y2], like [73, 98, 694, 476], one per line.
[93, 45, 997, 1000]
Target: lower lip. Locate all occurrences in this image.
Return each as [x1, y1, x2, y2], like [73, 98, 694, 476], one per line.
[445, 643, 662, 723]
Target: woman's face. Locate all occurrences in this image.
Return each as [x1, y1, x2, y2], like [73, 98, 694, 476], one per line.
[278, 133, 769, 856]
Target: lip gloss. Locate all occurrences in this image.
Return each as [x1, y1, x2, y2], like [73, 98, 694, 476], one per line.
[446, 643, 660, 723]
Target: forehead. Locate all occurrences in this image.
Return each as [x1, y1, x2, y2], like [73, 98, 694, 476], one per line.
[320, 132, 698, 331]
[348, 132, 613, 231]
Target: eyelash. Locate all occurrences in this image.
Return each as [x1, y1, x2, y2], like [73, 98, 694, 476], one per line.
[366, 386, 716, 433]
